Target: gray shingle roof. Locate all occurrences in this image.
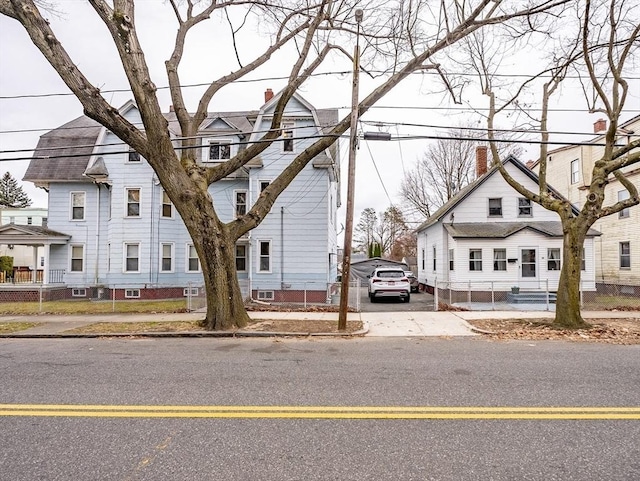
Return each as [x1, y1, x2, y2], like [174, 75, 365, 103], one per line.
[24, 116, 102, 183]
[444, 221, 600, 238]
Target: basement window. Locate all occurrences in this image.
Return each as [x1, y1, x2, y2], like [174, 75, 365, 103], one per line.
[125, 289, 140, 299]
[72, 288, 87, 297]
[257, 290, 274, 301]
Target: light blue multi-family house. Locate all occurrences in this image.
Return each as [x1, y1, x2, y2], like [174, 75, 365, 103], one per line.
[7, 89, 340, 302]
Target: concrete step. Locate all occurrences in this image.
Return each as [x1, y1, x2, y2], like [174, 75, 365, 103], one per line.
[507, 292, 557, 304]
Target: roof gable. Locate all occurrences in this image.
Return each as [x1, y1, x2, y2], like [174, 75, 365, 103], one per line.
[415, 156, 577, 232]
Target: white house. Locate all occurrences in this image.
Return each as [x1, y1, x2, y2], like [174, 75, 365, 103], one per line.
[4, 89, 340, 302]
[415, 148, 599, 304]
[0, 207, 49, 283]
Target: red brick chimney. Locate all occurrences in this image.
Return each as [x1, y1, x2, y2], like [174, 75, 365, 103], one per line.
[264, 88, 274, 103]
[476, 146, 488, 178]
[593, 118, 607, 134]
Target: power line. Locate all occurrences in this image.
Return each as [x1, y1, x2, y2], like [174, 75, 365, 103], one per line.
[1, 69, 638, 100]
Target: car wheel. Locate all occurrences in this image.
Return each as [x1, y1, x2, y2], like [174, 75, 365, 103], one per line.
[370, 294, 376, 303]
[404, 294, 411, 303]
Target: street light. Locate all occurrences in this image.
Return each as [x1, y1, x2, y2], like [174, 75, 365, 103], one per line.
[338, 9, 363, 331]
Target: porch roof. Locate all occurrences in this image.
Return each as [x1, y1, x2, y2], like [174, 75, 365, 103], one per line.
[444, 221, 601, 239]
[0, 223, 71, 245]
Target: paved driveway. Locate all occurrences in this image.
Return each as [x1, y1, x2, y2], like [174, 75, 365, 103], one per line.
[359, 288, 435, 312]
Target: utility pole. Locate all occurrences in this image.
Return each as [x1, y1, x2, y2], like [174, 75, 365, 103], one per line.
[338, 9, 363, 331]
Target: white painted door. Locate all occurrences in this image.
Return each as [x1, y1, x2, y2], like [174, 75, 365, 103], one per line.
[520, 248, 537, 280]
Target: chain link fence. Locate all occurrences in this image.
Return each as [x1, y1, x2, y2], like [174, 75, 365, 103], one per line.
[0, 279, 362, 314]
[434, 279, 640, 311]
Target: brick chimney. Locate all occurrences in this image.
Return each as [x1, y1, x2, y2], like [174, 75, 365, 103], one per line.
[264, 88, 274, 103]
[593, 118, 607, 134]
[476, 146, 488, 178]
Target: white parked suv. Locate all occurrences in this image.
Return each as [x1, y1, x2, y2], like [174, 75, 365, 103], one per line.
[368, 267, 411, 303]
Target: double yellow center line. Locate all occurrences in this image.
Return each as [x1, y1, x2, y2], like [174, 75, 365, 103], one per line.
[1, 404, 639, 420]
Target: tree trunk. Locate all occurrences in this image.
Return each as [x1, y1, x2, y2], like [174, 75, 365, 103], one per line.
[197, 231, 250, 330]
[553, 224, 591, 329]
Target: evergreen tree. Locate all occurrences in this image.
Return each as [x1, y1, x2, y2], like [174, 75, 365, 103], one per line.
[0, 172, 32, 208]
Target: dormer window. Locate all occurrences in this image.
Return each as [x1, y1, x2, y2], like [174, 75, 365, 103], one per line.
[208, 141, 231, 161]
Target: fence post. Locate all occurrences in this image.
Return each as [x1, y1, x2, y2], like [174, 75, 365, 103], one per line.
[39, 284, 43, 313]
[579, 279, 583, 307]
[112, 285, 116, 312]
[434, 277, 439, 311]
[304, 282, 307, 309]
[491, 281, 495, 310]
[356, 278, 361, 312]
[546, 279, 550, 311]
[468, 281, 471, 304]
[186, 282, 191, 312]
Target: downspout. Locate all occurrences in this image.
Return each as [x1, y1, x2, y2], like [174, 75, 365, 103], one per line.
[280, 206, 284, 288]
[94, 183, 100, 285]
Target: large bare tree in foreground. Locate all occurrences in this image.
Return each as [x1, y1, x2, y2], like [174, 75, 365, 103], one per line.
[479, 0, 639, 328]
[1, 0, 569, 329]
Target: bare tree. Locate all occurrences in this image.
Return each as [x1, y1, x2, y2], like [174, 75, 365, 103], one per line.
[354, 207, 377, 254]
[480, 0, 640, 328]
[1, 0, 571, 329]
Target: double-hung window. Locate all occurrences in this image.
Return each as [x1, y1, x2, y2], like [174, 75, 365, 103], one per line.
[71, 192, 85, 220]
[518, 198, 532, 217]
[547, 248, 561, 270]
[70, 245, 84, 272]
[618, 190, 630, 218]
[160, 243, 173, 272]
[493, 249, 506, 271]
[449, 249, 454, 271]
[208, 141, 231, 161]
[236, 245, 247, 272]
[258, 240, 271, 272]
[124, 243, 140, 272]
[469, 249, 482, 271]
[488, 198, 502, 216]
[282, 122, 294, 152]
[126, 188, 141, 217]
[235, 190, 247, 217]
[161, 191, 173, 218]
[187, 244, 200, 272]
[620, 242, 631, 269]
[570, 159, 580, 184]
[128, 149, 141, 163]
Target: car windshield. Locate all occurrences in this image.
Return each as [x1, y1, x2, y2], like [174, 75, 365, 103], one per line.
[377, 271, 404, 278]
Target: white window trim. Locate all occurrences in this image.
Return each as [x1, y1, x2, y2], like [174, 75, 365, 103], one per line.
[618, 190, 630, 219]
[469, 249, 483, 272]
[69, 244, 85, 273]
[123, 242, 141, 273]
[124, 187, 142, 218]
[186, 243, 201, 273]
[236, 244, 247, 273]
[258, 179, 271, 193]
[257, 240, 272, 273]
[257, 290, 274, 301]
[125, 288, 141, 299]
[518, 198, 532, 217]
[570, 159, 580, 184]
[281, 121, 295, 153]
[70, 191, 86, 221]
[620, 241, 631, 269]
[488, 198, 502, 217]
[493, 249, 507, 271]
[160, 242, 175, 273]
[71, 288, 87, 297]
[202, 137, 234, 163]
[127, 148, 142, 163]
[234, 189, 248, 218]
[161, 190, 174, 219]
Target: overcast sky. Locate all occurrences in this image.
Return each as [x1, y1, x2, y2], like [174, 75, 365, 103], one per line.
[1, 2, 638, 228]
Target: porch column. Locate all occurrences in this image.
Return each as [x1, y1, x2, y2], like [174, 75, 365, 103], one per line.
[32, 246, 38, 283]
[42, 244, 50, 285]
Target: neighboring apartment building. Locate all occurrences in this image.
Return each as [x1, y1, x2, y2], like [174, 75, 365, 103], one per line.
[11, 89, 340, 301]
[531, 115, 640, 292]
[416, 148, 599, 301]
[0, 207, 48, 277]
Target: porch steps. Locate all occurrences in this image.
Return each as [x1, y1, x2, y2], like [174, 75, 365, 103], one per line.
[507, 291, 557, 304]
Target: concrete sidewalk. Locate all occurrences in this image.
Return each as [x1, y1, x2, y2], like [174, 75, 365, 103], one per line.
[1, 310, 635, 338]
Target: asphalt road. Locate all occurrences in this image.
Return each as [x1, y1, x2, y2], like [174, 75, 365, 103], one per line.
[359, 288, 435, 312]
[1, 337, 639, 480]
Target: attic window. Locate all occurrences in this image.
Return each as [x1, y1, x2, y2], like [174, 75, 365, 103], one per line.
[488, 198, 502, 216]
[128, 149, 141, 162]
[208, 141, 231, 161]
[282, 122, 294, 152]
